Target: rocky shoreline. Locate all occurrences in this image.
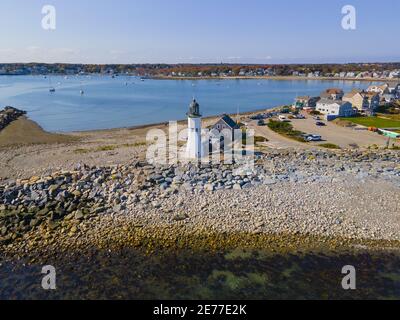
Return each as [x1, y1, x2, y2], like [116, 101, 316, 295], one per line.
[0, 107, 26, 131]
[1, 149, 400, 261]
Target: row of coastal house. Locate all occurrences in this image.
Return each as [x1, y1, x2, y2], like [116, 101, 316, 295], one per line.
[294, 83, 400, 120]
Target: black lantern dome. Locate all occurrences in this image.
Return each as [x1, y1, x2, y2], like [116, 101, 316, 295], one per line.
[187, 98, 201, 118]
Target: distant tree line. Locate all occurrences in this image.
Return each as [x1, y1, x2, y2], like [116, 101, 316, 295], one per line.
[0, 62, 399, 76]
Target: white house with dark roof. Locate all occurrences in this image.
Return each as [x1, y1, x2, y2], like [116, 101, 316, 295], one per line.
[382, 93, 397, 103]
[212, 114, 240, 132]
[316, 99, 355, 118]
[367, 84, 389, 95]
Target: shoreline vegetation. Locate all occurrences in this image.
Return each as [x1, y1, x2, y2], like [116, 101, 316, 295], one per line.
[266, 120, 306, 143]
[3, 222, 400, 265]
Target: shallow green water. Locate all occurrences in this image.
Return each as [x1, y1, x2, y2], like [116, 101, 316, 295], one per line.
[1, 248, 399, 300]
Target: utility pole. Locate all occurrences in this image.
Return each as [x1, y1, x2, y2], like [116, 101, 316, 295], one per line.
[386, 137, 391, 149]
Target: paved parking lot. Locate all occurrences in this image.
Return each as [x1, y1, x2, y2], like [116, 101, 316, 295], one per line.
[290, 113, 395, 149]
[249, 112, 399, 150]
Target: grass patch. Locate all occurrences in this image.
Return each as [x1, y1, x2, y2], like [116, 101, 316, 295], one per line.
[74, 148, 90, 154]
[95, 145, 117, 152]
[333, 119, 356, 128]
[74, 142, 147, 154]
[319, 143, 341, 150]
[267, 120, 305, 142]
[340, 116, 400, 129]
[122, 141, 147, 148]
[254, 136, 269, 144]
[377, 113, 400, 121]
[134, 141, 147, 147]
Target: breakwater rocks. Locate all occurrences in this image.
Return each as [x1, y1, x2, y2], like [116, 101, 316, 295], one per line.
[1, 149, 400, 253]
[0, 107, 26, 131]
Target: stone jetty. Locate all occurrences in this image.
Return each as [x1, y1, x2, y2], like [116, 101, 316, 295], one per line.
[0, 107, 26, 131]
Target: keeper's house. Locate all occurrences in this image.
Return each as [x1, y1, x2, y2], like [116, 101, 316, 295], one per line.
[316, 99, 355, 120]
[212, 114, 240, 133]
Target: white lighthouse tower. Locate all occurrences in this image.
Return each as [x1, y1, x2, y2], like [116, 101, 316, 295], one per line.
[186, 98, 203, 159]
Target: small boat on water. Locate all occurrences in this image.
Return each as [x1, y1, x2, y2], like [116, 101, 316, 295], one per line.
[48, 76, 55, 93]
[80, 81, 85, 95]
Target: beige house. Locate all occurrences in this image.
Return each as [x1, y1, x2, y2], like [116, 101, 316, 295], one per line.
[343, 90, 367, 111]
[343, 90, 380, 112]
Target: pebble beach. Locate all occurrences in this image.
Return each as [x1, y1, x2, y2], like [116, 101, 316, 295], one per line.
[1, 148, 400, 263]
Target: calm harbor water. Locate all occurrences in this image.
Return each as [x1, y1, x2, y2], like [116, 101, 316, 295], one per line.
[0, 75, 379, 132]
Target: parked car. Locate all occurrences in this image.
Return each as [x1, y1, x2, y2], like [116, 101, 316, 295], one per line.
[257, 120, 265, 126]
[303, 134, 322, 142]
[250, 114, 263, 120]
[279, 115, 291, 122]
[316, 121, 326, 126]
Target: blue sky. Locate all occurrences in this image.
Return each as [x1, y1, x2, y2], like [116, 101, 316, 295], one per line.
[0, 0, 399, 64]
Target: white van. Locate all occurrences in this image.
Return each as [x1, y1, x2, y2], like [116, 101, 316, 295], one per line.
[278, 115, 290, 122]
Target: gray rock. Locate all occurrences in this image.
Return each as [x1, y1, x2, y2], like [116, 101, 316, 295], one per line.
[233, 184, 242, 190]
[74, 210, 84, 220]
